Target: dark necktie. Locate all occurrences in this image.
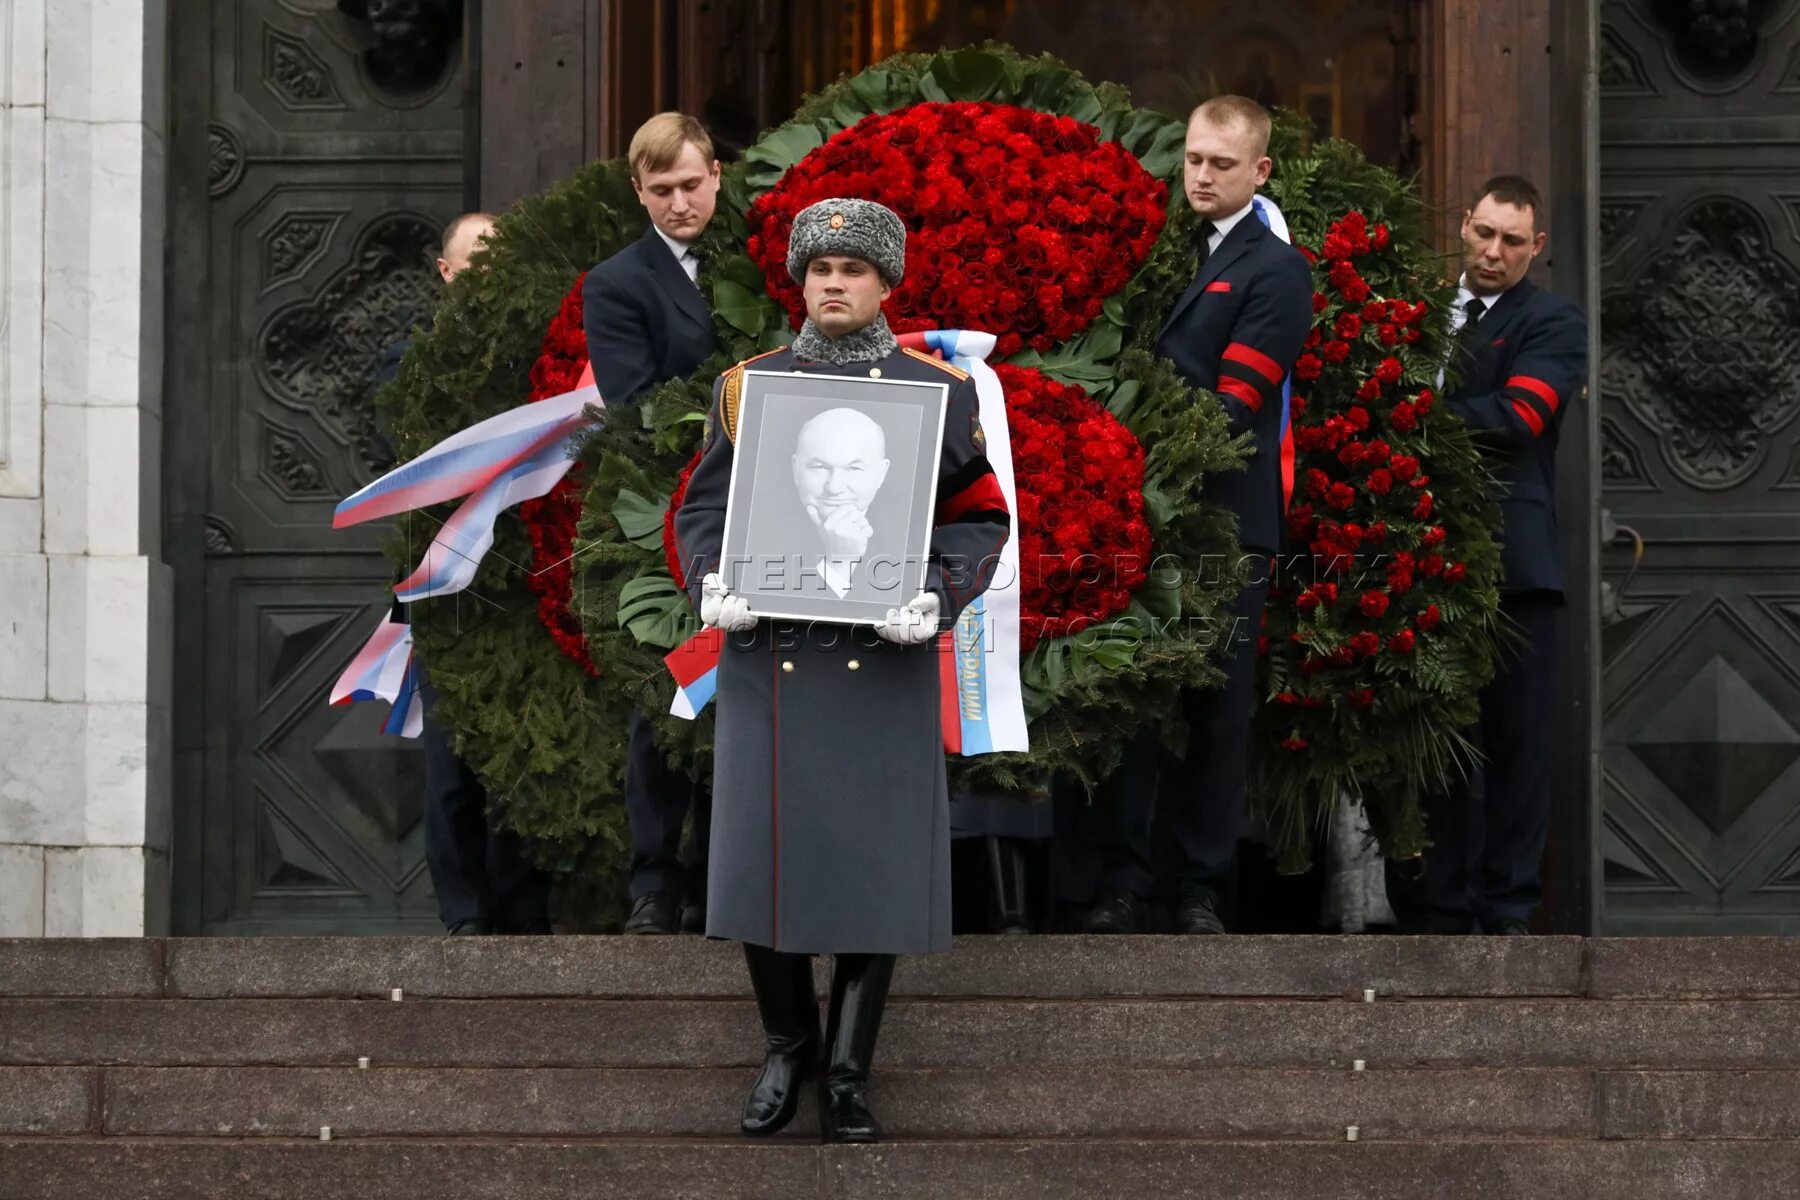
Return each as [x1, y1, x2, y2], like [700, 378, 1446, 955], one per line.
[1196, 220, 1216, 267]
[1457, 296, 1487, 355]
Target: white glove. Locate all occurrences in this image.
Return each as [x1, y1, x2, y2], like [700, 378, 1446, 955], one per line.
[699, 572, 755, 632]
[874, 591, 941, 645]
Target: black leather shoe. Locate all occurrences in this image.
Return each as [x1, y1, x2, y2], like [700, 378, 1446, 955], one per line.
[741, 944, 818, 1137]
[446, 918, 491, 935]
[1176, 886, 1226, 935]
[623, 891, 678, 935]
[1082, 887, 1145, 934]
[680, 888, 706, 934]
[1492, 917, 1532, 936]
[821, 1078, 879, 1144]
[819, 953, 895, 1144]
[986, 836, 1033, 935]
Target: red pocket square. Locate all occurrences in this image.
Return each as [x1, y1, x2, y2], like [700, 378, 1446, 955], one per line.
[1491, 337, 1506, 347]
[1205, 281, 1232, 293]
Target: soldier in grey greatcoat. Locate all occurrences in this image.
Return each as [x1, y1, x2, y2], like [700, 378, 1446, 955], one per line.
[674, 198, 1009, 1144]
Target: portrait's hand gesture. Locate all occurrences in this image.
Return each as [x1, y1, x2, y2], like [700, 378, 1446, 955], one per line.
[808, 503, 874, 560]
[699, 572, 756, 632]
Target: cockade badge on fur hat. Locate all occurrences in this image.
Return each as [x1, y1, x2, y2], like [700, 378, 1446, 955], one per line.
[786, 198, 906, 286]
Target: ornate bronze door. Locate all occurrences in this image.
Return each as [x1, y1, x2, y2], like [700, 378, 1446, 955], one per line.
[1598, 1, 1800, 933]
[167, 0, 469, 933]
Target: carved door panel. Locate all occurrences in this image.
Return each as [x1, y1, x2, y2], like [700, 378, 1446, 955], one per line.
[170, 0, 468, 933]
[1598, 1, 1800, 933]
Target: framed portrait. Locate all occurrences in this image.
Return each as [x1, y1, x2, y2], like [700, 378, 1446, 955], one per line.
[719, 369, 950, 626]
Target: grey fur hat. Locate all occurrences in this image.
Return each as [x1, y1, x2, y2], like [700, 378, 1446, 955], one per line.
[785, 198, 906, 286]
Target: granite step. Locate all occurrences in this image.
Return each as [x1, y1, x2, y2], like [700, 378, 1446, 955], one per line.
[11, 934, 1800, 1000]
[14, 1064, 1800, 1142]
[72, 1064, 1800, 1141]
[7, 996, 1800, 1070]
[6, 1137, 1800, 1200]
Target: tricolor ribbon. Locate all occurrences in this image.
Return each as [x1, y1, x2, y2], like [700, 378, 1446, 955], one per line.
[666, 627, 724, 720]
[1252, 195, 1298, 510]
[900, 329, 1028, 755]
[327, 611, 423, 737]
[331, 363, 604, 735]
[335, 364, 603, 601]
[665, 330, 1028, 757]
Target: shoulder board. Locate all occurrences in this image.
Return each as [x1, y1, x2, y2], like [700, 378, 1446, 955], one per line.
[737, 347, 786, 370]
[901, 346, 970, 381]
[720, 349, 783, 444]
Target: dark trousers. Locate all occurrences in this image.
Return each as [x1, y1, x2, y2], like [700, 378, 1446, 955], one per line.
[1424, 595, 1560, 933]
[1097, 555, 1271, 901]
[624, 711, 711, 901]
[420, 681, 551, 931]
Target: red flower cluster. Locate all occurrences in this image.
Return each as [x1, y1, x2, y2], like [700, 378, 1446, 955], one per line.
[996, 363, 1150, 650]
[745, 102, 1167, 359]
[518, 276, 598, 675]
[1266, 209, 1480, 731]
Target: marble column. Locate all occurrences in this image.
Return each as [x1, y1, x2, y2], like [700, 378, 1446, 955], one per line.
[0, 0, 172, 936]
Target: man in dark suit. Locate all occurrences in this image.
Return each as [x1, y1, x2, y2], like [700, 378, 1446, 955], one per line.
[1083, 95, 1313, 935]
[1425, 175, 1588, 935]
[583, 113, 723, 934]
[387, 212, 553, 936]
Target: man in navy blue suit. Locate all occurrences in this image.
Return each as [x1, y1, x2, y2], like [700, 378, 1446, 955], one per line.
[1083, 96, 1314, 935]
[1424, 175, 1588, 935]
[583, 114, 723, 934]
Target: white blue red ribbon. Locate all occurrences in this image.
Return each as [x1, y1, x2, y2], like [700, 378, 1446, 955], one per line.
[328, 611, 423, 737]
[1252, 195, 1298, 509]
[666, 627, 724, 720]
[331, 363, 603, 736]
[901, 329, 1028, 756]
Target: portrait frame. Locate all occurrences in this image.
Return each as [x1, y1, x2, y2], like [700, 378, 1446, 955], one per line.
[718, 369, 951, 626]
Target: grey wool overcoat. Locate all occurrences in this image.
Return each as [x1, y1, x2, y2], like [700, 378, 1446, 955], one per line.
[673, 343, 1010, 954]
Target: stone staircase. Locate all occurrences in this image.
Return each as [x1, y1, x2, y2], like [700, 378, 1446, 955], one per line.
[5, 936, 1800, 1197]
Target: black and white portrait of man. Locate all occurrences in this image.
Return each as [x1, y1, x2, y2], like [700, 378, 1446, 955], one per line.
[721, 372, 948, 625]
[792, 407, 893, 600]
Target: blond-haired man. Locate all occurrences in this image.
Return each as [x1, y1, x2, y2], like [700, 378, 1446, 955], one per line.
[1083, 95, 1313, 936]
[582, 114, 724, 934]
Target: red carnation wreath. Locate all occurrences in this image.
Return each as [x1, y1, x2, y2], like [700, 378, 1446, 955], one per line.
[536, 101, 1169, 667]
[519, 276, 598, 674]
[745, 102, 1167, 358]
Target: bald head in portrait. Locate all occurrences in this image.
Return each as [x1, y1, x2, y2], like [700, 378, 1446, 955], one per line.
[791, 407, 893, 599]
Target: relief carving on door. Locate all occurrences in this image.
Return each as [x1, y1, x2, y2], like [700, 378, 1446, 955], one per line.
[173, 0, 466, 933]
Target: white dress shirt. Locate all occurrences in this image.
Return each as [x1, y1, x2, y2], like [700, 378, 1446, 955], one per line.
[818, 558, 856, 599]
[653, 225, 700, 284]
[1206, 200, 1256, 256]
[1438, 273, 1518, 386]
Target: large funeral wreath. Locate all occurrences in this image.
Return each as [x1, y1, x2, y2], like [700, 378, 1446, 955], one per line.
[379, 46, 1504, 885]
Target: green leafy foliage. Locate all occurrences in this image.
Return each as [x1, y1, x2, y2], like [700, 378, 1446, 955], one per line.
[374, 158, 650, 870]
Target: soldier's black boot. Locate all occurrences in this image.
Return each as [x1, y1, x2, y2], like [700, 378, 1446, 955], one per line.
[986, 835, 1033, 934]
[740, 943, 818, 1137]
[819, 952, 896, 1144]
